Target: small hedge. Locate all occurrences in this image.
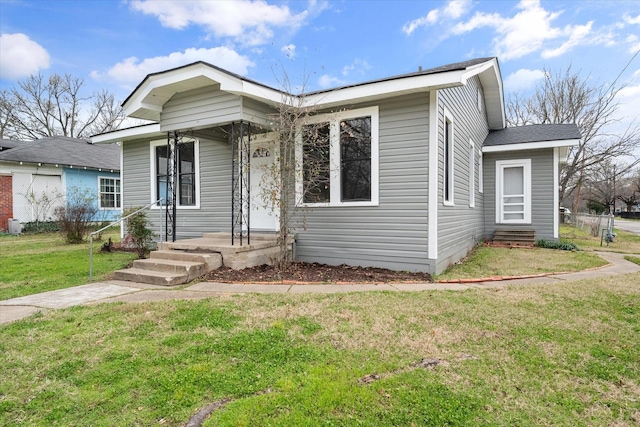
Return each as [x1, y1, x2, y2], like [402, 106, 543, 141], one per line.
[22, 221, 60, 233]
[535, 239, 579, 251]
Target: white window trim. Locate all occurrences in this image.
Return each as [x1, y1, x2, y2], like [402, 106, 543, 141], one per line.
[150, 138, 200, 210]
[469, 139, 475, 208]
[296, 106, 379, 207]
[495, 159, 531, 224]
[97, 175, 121, 210]
[478, 150, 483, 194]
[443, 107, 454, 206]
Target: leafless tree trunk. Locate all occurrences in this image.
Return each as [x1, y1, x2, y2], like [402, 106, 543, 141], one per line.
[0, 73, 124, 140]
[256, 72, 331, 269]
[506, 66, 640, 210]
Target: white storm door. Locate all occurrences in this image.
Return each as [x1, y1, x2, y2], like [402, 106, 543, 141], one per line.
[496, 159, 531, 224]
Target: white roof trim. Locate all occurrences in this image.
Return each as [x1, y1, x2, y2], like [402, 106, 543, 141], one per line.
[92, 123, 163, 144]
[122, 59, 504, 123]
[483, 138, 580, 153]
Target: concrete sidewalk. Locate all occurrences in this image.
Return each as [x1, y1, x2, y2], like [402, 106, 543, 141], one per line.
[1, 251, 638, 325]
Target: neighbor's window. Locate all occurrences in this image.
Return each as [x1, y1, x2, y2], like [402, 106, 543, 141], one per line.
[152, 139, 199, 208]
[299, 106, 379, 206]
[99, 177, 121, 209]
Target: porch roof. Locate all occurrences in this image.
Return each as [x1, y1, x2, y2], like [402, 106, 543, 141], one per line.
[483, 124, 581, 152]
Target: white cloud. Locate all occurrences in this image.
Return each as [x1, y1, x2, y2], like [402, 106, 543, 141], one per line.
[542, 21, 593, 58]
[624, 13, 640, 25]
[402, 0, 471, 35]
[0, 33, 50, 79]
[317, 74, 346, 89]
[281, 44, 296, 58]
[341, 58, 371, 77]
[504, 68, 545, 92]
[626, 34, 640, 54]
[91, 47, 254, 86]
[129, 0, 308, 46]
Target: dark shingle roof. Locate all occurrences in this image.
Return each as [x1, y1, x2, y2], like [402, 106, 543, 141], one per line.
[484, 124, 581, 147]
[0, 139, 20, 151]
[0, 136, 120, 170]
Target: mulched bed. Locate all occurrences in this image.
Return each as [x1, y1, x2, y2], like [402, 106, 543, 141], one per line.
[204, 261, 433, 284]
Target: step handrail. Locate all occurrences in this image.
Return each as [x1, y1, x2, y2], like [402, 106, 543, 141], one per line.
[89, 199, 163, 282]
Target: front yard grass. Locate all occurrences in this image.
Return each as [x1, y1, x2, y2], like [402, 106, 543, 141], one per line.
[1, 274, 638, 426]
[560, 224, 640, 253]
[0, 231, 137, 300]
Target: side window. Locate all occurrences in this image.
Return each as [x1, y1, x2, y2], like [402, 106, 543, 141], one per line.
[443, 109, 454, 205]
[469, 140, 475, 208]
[99, 177, 121, 209]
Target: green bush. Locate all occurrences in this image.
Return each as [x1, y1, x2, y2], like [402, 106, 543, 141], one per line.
[124, 207, 155, 258]
[535, 239, 579, 251]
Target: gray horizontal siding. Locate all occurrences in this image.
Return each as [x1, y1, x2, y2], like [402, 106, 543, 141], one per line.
[484, 148, 555, 240]
[436, 76, 488, 274]
[295, 92, 432, 272]
[122, 135, 233, 240]
[241, 97, 277, 126]
[161, 86, 242, 132]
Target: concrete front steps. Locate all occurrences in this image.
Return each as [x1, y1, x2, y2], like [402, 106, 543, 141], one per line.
[112, 232, 288, 286]
[492, 228, 536, 247]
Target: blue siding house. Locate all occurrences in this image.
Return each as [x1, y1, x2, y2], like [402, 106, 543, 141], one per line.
[0, 136, 121, 230]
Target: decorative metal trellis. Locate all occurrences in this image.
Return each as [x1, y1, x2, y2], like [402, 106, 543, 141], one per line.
[164, 130, 189, 242]
[231, 121, 252, 245]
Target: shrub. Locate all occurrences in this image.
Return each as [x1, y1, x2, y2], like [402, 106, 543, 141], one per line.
[22, 221, 60, 233]
[124, 207, 155, 258]
[55, 187, 98, 243]
[535, 239, 579, 251]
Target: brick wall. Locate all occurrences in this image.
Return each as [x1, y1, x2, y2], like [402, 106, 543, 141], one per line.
[0, 175, 13, 232]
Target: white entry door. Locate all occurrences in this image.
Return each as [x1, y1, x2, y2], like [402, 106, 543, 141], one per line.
[248, 134, 279, 231]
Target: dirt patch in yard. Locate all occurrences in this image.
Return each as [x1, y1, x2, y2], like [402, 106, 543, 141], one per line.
[204, 262, 433, 284]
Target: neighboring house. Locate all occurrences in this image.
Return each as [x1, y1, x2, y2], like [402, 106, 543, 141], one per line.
[92, 57, 580, 274]
[0, 136, 121, 232]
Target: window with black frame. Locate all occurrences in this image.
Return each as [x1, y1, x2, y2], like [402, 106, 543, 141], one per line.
[155, 141, 196, 206]
[302, 123, 331, 203]
[340, 116, 371, 202]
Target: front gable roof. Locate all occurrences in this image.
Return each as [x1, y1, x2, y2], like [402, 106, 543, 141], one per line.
[0, 139, 19, 151]
[0, 136, 120, 171]
[121, 57, 506, 130]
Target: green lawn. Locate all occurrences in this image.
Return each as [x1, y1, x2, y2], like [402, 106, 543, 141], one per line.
[1, 273, 639, 426]
[0, 232, 137, 300]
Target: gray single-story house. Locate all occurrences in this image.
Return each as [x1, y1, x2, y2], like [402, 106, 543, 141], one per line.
[93, 57, 580, 274]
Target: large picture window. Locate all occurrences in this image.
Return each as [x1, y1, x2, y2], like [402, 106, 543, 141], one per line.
[496, 159, 531, 224]
[98, 177, 121, 209]
[299, 106, 379, 207]
[151, 139, 199, 208]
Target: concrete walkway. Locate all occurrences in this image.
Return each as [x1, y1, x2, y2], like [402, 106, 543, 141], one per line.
[1, 251, 638, 325]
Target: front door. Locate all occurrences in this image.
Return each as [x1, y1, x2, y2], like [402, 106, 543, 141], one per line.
[249, 134, 279, 231]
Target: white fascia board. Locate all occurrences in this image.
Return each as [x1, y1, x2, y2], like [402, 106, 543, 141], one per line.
[482, 138, 580, 153]
[302, 70, 468, 109]
[91, 123, 163, 144]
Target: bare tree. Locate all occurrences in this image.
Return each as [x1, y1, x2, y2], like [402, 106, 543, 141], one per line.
[506, 66, 640, 211]
[0, 73, 124, 140]
[617, 169, 640, 212]
[255, 72, 332, 268]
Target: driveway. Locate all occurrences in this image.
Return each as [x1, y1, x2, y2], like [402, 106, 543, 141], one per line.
[614, 218, 640, 235]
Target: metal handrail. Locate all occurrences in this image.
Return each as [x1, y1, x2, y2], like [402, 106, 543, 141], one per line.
[89, 199, 163, 282]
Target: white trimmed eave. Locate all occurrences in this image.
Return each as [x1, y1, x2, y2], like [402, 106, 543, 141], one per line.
[464, 58, 505, 130]
[123, 63, 284, 121]
[483, 138, 580, 161]
[91, 123, 163, 144]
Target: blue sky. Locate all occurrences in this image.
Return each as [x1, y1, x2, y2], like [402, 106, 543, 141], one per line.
[1, 0, 639, 130]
